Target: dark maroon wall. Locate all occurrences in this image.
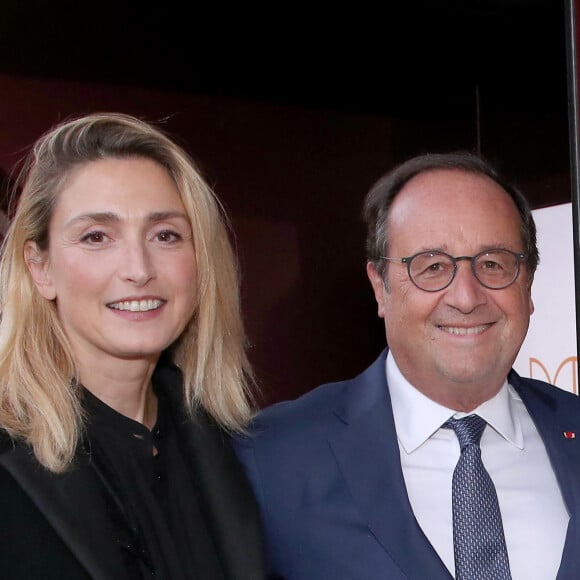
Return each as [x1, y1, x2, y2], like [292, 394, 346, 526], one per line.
[0, 74, 401, 404]
[0, 73, 570, 406]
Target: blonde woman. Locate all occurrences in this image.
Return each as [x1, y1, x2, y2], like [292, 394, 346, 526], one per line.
[0, 113, 265, 579]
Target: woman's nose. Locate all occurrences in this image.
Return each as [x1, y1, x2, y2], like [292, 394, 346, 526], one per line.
[119, 241, 156, 286]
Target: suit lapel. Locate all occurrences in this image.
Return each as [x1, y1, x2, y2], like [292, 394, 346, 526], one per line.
[326, 360, 580, 580]
[329, 351, 452, 579]
[511, 372, 580, 579]
[0, 443, 128, 580]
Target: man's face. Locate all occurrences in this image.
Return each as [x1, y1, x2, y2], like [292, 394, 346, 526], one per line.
[367, 169, 534, 410]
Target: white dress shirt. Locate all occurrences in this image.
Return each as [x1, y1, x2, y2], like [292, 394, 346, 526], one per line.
[386, 351, 569, 580]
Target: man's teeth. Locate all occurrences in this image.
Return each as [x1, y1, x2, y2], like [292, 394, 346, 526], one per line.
[110, 299, 163, 312]
[440, 325, 487, 335]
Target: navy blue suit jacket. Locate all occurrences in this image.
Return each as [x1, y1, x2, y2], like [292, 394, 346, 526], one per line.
[233, 350, 580, 579]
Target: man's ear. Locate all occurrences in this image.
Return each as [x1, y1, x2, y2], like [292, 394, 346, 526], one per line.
[366, 261, 387, 319]
[24, 241, 56, 300]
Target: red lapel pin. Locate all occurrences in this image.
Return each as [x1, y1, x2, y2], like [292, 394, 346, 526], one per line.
[564, 431, 576, 439]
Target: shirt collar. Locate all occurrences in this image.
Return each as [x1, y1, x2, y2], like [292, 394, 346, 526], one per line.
[386, 351, 524, 453]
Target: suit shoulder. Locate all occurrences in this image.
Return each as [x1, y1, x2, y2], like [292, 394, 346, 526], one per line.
[258, 378, 349, 425]
[512, 372, 578, 398]
[510, 371, 580, 411]
[237, 378, 352, 449]
[243, 352, 387, 434]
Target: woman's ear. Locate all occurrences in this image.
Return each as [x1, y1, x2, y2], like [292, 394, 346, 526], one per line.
[24, 241, 56, 300]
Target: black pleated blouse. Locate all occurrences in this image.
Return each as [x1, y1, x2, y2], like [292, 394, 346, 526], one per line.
[83, 381, 225, 580]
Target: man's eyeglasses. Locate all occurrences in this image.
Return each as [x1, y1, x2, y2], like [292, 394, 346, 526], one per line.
[380, 249, 527, 292]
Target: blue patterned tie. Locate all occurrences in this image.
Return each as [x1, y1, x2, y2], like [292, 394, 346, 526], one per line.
[444, 415, 512, 580]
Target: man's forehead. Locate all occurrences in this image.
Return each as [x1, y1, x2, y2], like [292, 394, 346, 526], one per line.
[392, 169, 514, 212]
[387, 169, 523, 252]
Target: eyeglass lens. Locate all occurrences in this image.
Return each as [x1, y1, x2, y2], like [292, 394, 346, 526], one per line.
[408, 250, 520, 291]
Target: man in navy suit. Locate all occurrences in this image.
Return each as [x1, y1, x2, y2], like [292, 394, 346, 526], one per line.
[233, 152, 580, 579]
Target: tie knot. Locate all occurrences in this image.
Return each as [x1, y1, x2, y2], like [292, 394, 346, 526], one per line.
[444, 414, 486, 449]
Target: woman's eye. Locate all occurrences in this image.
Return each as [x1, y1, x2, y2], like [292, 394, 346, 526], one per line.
[156, 230, 182, 243]
[80, 231, 107, 244]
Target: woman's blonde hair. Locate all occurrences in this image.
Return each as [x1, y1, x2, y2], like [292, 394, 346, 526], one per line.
[0, 112, 256, 472]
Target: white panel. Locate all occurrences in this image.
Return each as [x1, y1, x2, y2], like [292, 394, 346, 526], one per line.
[513, 203, 578, 393]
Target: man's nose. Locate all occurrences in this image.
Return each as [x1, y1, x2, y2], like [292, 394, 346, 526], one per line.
[443, 259, 487, 313]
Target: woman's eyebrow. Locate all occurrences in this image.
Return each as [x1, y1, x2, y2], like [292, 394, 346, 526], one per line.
[64, 210, 189, 228]
[65, 212, 119, 228]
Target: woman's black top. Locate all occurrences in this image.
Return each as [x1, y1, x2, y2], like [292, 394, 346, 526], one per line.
[83, 380, 225, 580]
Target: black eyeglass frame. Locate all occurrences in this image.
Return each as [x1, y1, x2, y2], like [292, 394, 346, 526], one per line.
[380, 249, 527, 292]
